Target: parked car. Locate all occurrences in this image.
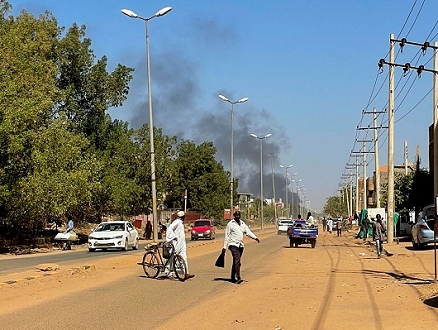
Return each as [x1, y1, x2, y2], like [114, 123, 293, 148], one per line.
[191, 219, 215, 240]
[411, 204, 437, 248]
[277, 219, 294, 235]
[88, 221, 139, 252]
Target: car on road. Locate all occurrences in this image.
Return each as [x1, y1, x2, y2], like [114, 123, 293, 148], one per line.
[277, 219, 294, 235]
[411, 204, 437, 248]
[191, 219, 215, 240]
[88, 221, 139, 252]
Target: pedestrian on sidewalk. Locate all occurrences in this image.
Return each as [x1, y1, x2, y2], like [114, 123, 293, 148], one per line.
[327, 218, 333, 234]
[322, 217, 327, 232]
[373, 214, 386, 258]
[144, 220, 152, 240]
[336, 218, 342, 236]
[222, 210, 260, 284]
[363, 214, 371, 241]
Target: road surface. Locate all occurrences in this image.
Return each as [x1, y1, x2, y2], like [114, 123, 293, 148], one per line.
[0, 227, 437, 330]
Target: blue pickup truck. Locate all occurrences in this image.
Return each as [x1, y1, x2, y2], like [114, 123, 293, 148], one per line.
[287, 220, 318, 248]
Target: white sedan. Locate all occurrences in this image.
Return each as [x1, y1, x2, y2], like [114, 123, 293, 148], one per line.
[88, 221, 139, 252]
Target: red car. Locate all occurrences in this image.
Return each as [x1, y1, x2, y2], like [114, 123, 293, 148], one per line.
[191, 219, 215, 240]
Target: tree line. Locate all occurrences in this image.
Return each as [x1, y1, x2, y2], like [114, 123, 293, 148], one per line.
[323, 166, 433, 218]
[0, 1, 232, 232]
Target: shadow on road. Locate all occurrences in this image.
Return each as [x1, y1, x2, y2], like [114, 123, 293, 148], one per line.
[363, 269, 433, 284]
[424, 296, 438, 308]
[213, 277, 235, 283]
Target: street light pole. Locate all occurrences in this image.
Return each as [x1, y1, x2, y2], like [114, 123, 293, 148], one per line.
[299, 185, 305, 216]
[292, 179, 302, 218]
[268, 153, 277, 222]
[279, 164, 293, 217]
[121, 7, 172, 243]
[289, 172, 297, 217]
[218, 95, 248, 218]
[250, 133, 272, 230]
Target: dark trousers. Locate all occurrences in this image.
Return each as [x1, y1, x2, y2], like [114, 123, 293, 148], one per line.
[229, 245, 244, 281]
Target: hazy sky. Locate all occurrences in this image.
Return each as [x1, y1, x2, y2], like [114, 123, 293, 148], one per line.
[10, 0, 438, 212]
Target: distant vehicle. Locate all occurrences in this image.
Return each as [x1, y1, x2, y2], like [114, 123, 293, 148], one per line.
[287, 219, 318, 248]
[277, 219, 294, 235]
[411, 205, 437, 248]
[88, 221, 139, 252]
[396, 211, 415, 236]
[191, 219, 215, 240]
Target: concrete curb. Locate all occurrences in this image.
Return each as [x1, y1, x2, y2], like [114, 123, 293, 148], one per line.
[0, 264, 95, 286]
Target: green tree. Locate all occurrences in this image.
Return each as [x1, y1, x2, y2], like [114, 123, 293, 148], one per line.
[380, 169, 432, 213]
[9, 114, 101, 224]
[55, 23, 133, 150]
[0, 2, 134, 226]
[172, 141, 229, 220]
[323, 195, 347, 218]
[0, 4, 61, 223]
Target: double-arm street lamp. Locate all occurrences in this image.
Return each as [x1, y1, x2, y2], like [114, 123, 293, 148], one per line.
[279, 164, 293, 217]
[121, 6, 172, 242]
[218, 95, 248, 216]
[250, 133, 272, 230]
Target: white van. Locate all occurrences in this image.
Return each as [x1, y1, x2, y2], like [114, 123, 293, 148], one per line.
[277, 219, 294, 235]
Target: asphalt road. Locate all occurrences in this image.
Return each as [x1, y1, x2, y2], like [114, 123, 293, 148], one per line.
[0, 231, 278, 330]
[0, 233, 226, 276]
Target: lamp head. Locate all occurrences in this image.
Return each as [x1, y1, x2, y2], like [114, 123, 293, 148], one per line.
[265, 133, 272, 138]
[121, 9, 138, 18]
[155, 7, 172, 17]
[238, 97, 249, 103]
[250, 133, 257, 138]
[218, 94, 229, 102]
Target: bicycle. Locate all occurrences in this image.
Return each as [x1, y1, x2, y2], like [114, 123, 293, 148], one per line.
[141, 241, 187, 281]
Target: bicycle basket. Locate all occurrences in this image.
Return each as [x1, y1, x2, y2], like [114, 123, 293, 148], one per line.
[162, 242, 172, 259]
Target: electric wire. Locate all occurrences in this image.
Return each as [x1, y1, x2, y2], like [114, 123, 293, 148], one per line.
[338, 0, 433, 194]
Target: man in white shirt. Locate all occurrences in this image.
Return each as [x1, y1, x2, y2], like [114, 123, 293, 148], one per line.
[222, 210, 260, 284]
[306, 212, 315, 226]
[166, 211, 195, 279]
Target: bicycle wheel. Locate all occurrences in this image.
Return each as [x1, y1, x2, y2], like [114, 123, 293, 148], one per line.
[173, 254, 187, 282]
[142, 251, 160, 278]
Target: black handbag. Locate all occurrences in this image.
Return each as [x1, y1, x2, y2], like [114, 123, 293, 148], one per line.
[215, 251, 225, 268]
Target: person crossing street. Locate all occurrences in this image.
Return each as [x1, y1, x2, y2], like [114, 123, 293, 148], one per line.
[222, 210, 260, 284]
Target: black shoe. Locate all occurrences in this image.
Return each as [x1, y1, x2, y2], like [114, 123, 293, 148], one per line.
[186, 274, 195, 279]
[236, 277, 243, 284]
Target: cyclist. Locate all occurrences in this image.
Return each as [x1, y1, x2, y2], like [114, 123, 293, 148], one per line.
[165, 211, 195, 279]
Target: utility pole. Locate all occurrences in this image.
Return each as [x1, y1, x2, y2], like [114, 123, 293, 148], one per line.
[360, 108, 386, 208]
[348, 156, 360, 215]
[350, 168, 353, 215]
[363, 140, 367, 210]
[434, 41, 438, 282]
[352, 141, 373, 211]
[387, 33, 395, 245]
[374, 109, 381, 208]
[404, 141, 408, 175]
[379, 35, 438, 245]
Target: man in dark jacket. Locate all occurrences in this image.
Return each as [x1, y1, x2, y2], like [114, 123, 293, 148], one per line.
[372, 214, 386, 258]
